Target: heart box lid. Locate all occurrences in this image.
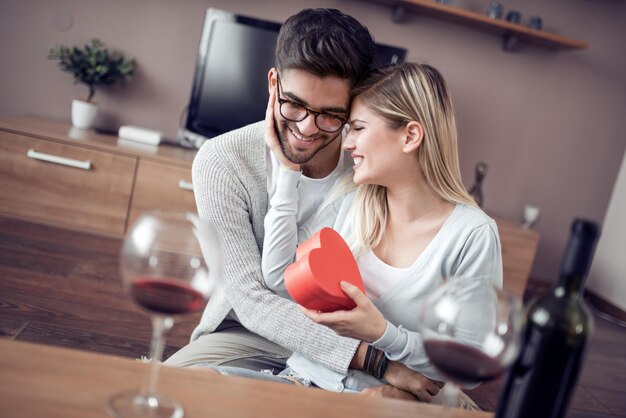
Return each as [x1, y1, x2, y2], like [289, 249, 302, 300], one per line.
[284, 227, 365, 312]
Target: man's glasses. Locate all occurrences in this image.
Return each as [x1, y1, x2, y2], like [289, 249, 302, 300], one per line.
[275, 74, 347, 133]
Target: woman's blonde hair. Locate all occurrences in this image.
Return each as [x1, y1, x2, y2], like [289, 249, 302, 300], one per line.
[346, 62, 477, 254]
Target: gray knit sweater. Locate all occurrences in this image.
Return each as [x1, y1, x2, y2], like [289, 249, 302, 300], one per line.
[190, 121, 359, 374]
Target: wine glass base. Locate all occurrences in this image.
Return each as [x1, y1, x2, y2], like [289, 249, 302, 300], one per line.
[107, 391, 183, 418]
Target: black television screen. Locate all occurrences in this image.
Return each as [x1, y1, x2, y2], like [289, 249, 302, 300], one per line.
[181, 8, 407, 146]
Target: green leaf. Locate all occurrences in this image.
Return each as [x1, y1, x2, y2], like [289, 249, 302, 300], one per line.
[47, 38, 136, 100]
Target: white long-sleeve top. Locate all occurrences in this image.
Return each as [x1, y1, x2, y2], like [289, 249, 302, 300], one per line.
[262, 167, 503, 391]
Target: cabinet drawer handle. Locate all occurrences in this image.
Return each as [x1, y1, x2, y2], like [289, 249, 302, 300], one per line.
[178, 179, 194, 191]
[27, 149, 92, 170]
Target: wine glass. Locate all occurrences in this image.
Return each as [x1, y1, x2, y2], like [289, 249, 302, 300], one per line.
[107, 211, 222, 418]
[417, 278, 524, 414]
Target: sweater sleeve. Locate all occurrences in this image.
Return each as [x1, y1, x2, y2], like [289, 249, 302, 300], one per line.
[192, 138, 359, 374]
[371, 222, 502, 384]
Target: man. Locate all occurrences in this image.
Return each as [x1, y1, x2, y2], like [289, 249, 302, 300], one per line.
[166, 8, 440, 401]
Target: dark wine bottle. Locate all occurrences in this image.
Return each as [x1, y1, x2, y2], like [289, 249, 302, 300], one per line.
[495, 218, 600, 418]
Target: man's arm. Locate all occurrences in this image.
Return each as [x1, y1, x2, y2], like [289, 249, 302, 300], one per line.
[193, 136, 359, 374]
[350, 342, 444, 401]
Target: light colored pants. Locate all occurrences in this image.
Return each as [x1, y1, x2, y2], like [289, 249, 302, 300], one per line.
[164, 320, 479, 411]
[211, 366, 314, 387]
[205, 364, 479, 411]
[164, 320, 291, 371]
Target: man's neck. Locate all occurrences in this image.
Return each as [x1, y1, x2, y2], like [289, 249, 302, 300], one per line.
[301, 138, 343, 179]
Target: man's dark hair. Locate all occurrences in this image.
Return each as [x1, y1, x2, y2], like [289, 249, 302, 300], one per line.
[275, 8, 376, 88]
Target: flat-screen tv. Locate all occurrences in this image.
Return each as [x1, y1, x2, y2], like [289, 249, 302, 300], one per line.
[181, 8, 407, 148]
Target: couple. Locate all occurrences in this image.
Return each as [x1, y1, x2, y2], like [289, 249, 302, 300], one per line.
[166, 8, 502, 406]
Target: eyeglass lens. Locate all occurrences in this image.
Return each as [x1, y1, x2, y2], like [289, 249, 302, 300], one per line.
[276, 75, 345, 133]
[279, 102, 343, 132]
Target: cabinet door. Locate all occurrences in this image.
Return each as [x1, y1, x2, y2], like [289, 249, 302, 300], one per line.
[0, 131, 136, 235]
[127, 160, 197, 229]
[495, 218, 540, 298]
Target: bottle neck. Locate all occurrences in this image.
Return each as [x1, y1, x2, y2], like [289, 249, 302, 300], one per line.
[555, 273, 586, 299]
[556, 219, 599, 299]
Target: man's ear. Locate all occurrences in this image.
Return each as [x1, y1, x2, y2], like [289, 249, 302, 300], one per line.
[267, 68, 277, 95]
[402, 121, 424, 154]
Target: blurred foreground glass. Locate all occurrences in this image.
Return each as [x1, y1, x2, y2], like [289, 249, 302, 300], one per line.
[107, 211, 223, 418]
[418, 279, 524, 415]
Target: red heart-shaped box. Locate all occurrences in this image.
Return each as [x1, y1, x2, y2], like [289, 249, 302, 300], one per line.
[284, 227, 365, 312]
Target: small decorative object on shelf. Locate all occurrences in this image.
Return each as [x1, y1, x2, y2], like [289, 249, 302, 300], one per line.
[48, 38, 135, 130]
[505, 10, 522, 24]
[502, 10, 523, 50]
[522, 205, 540, 229]
[367, 0, 588, 51]
[528, 15, 543, 30]
[468, 161, 488, 208]
[487, 1, 503, 19]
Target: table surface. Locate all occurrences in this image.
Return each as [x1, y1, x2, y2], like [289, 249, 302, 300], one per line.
[0, 339, 493, 418]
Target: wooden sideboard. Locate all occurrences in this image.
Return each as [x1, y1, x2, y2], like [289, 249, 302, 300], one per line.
[0, 116, 197, 237]
[494, 217, 540, 298]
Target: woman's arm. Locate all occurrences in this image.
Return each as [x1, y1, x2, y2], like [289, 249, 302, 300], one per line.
[261, 87, 303, 291]
[374, 223, 502, 368]
[262, 166, 302, 292]
[262, 176, 357, 292]
[261, 87, 348, 291]
[303, 222, 503, 381]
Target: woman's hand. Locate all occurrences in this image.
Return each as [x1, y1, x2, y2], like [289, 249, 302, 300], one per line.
[300, 281, 387, 342]
[265, 88, 300, 172]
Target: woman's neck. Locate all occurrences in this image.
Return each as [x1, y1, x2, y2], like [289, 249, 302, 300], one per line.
[385, 176, 450, 224]
[374, 176, 455, 268]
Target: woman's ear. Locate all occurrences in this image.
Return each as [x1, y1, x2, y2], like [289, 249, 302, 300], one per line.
[402, 121, 424, 154]
[267, 68, 277, 95]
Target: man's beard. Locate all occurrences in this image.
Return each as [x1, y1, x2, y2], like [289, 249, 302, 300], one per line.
[275, 118, 341, 165]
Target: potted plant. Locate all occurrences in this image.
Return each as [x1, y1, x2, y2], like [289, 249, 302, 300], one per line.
[48, 38, 135, 129]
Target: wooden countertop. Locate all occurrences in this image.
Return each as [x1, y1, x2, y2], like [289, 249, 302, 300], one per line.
[0, 116, 196, 168]
[0, 339, 492, 418]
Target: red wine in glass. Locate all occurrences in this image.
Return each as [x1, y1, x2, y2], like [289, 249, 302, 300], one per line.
[107, 211, 222, 418]
[130, 277, 208, 316]
[424, 339, 506, 386]
[418, 279, 524, 414]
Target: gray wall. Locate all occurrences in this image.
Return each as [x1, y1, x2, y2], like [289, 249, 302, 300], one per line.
[589, 150, 626, 310]
[1, 0, 625, 283]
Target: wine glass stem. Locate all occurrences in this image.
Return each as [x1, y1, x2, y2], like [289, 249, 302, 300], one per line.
[141, 316, 173, 400]
[442, 382, 459, 417]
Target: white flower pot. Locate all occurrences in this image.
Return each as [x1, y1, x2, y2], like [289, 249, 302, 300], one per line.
[71, 99, 98, 130]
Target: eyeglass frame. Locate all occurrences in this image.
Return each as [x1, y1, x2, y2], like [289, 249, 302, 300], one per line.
[275, 73, 348, 133]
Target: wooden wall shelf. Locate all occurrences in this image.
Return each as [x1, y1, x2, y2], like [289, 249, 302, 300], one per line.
[367, 0, 588, 51]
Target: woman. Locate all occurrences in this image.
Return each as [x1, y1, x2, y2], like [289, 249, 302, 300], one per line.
[257, 62, 502, 402]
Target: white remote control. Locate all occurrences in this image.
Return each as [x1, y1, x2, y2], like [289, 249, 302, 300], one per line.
[118, 125, 162, 146]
